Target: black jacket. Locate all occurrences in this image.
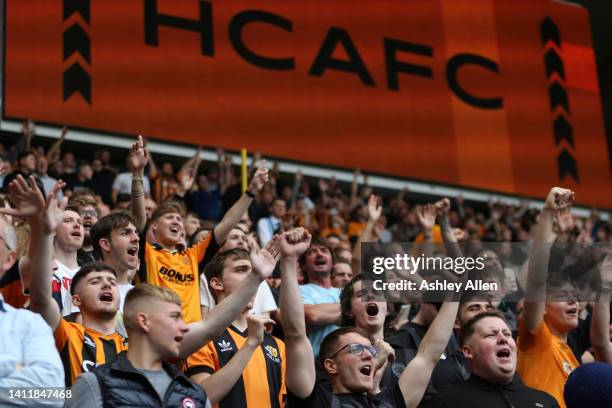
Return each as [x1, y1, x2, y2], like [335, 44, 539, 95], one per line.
[93, 352, 210, 408]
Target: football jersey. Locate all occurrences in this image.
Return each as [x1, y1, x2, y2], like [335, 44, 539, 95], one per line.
[184, 325, 286, 408]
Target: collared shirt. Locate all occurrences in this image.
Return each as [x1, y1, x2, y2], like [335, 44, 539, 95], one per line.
[421, 374, 560, 408]
[0, 294, 65, 406]
[257, 216, 281, 247]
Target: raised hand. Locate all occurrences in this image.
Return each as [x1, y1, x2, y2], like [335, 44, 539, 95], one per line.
[263, 235, 281, 261]
[248, 164, 269, 194]
[279, 227, 311, 258]
[249, 238, 278, 279]
[452, 228, 466, 241]
[543, 187, 574, 211]
[21, 119, 35, 138]
[371, 339, 395, 393]
[368, 194, 382, 222]
[129, 135, 149, 172]
[0, 175, 46, 218]
[417, 203, 436, 232]
[319, 179, 329, 194]
[0, 159, 10, 177]
[178, 171, 194, 192]
[246, 314, 275, 347]
[42, 181, 68, 234]
[600, 251, 612, 289]
[434, 198, 451, 216]
[372, 339, 395, 368]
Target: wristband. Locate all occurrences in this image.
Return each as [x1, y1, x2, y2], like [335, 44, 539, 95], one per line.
[245, 190, 256, 199]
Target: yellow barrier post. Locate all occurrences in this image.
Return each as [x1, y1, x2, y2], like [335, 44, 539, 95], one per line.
[241, 148, 248, 192]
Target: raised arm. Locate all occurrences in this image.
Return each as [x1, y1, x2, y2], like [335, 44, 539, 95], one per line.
[129, 135, 149, 233]
[45, 126, 68, 164]
[399, 301, 460, 408]
[435, 198, 462, 259]
[0, 176, 65, 331]
[352, 194, 382, 274]
[591, 252, 612, 363]
[416, 203, 437, 260]
[279, 228, 316, 398]
[179, 239, 279, 357]
[192, 314, 274, 403]
[179, 145, 202, 181]
[147, 148, 159, 181]
[213, 166, 268, 245]
[523, 188, 573, 333]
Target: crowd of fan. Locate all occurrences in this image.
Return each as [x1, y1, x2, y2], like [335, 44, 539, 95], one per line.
[0, 124, 611, 408]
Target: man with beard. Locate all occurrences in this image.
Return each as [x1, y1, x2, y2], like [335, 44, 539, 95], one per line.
[281, 228, 461, 407]
[422, 312, 560, 408]
[68, 196, 99, 266]
[298, 235, 341, 356]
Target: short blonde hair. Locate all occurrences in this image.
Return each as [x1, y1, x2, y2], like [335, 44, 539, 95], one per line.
[123, 284, 182, 333]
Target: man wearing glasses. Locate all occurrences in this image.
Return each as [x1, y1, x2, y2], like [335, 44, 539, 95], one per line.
[278, 227, 461, 407]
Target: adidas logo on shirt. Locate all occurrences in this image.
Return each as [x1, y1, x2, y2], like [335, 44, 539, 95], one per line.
[218, 340, 233, 352]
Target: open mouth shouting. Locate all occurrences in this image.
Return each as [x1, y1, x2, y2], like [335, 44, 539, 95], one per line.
[126, 246, 138, 258]
[366, 303, 379, 317]
[99, 292, 114, 304]
[496, 347, 512, 362]
[359, 364, 372, 377]
[565, 306, 578, 319]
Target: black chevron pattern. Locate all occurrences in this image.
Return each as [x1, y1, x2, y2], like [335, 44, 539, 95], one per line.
[63, 0, 91, 104]
[541, 17, 579, 183]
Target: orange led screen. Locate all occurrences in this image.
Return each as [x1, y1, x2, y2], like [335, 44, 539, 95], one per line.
[3, 0, 611, 207]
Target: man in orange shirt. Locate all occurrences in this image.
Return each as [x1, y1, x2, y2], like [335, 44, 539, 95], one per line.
[129, 135, 269, 323]
[518, 187, 611, 408]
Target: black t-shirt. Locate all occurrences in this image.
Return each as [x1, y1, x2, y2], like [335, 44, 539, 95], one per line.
[568, 315, 591, 363]
[420, 375, 560, 408]
[429, 350, 470, 392]
[287, 382, 406, 408]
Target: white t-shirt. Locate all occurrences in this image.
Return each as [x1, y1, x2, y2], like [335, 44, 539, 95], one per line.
[199, 274, 277, 314]
[53, 260, 80, 317]
[115, 283, 134, 338]
[112, 172, 151, 195]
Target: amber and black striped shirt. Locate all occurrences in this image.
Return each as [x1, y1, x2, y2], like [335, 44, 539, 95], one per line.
[184, 325, 286, 408]
[54, 319, 128, 386]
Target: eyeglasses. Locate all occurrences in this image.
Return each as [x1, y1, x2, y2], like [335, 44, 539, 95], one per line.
[328, 343, 378, 359]
[79, 210, 98, 218]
